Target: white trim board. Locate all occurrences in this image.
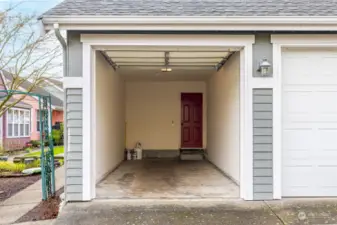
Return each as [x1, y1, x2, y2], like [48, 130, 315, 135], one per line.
[45, 16, 337, 24]
[80, 34, 254, 201]
[63, 77, 84, 89]
[81, 34, 255, 46]
[271, 34, 337, 199]
[240, 44, 253, 200]
[82, 43, 93, 201]
[271, 34, 337, 45]
[42, 17, 337, 31]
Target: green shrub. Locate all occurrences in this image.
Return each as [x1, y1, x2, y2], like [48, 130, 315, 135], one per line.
[12, 163, 26, 173]
[26, 160, 41, 169]
[25, 147, 32, 153]
[58, 159, 64, 166]
[52, 129, 62, 146]
[29, 140, 41, 148]
[0, 162, 12, 171]
[0, 146, 6, 156]
[0, 162, 26, 173]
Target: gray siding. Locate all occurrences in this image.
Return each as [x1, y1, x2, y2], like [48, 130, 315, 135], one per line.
[253, 88, 273, 200]
[66, 88, 83, 201]
[67, 31, 82, 77]
[253, 34, 273, 77]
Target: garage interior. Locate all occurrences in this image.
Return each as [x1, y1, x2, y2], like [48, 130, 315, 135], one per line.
[93, 45, 242, 199]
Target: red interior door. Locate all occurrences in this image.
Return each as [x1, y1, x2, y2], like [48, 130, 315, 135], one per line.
[181, 93, 203, 148]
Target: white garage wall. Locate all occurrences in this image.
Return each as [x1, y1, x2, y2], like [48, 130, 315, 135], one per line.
[207, 52, 240, 183]
[95, 53, 125, 182]
[126, 81, 207, 150]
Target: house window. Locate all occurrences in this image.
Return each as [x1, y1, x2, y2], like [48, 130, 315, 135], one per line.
[36, 110, 46, 132]
[37, 110, 40, 132]
[7, 108, 30, 138]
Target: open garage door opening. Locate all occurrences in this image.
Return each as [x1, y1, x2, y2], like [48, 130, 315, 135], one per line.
[92, 45, 242, 199]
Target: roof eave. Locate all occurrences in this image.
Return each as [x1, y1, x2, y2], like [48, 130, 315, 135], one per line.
[52, 105, 63, 111]
[40, 16, 337, 31]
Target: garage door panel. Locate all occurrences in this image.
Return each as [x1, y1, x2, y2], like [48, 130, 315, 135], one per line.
[316, 129, 337, 151]
[319, 56, 337, 83]
[283, 116, 313, 124]
[315, 93, 337, 119]
[282, 56, 311, 85]
[283, 167, 313, 196]
[283, 129, 313, 149]
[282, 49, 337, 197]
[283, 51, 337, 85]
[315, 116, 337, 123]
[317, 123, 337, 130]
[283, 121, 315, 129]
[283, 91, 312, 114]
[315, 151, 337, 163]
[282, 151, 312, 164]
[312, 189, 337, 197]
[316, 169, 337, 194]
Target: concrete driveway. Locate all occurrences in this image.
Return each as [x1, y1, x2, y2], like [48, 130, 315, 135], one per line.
[54, 199, 337, 225]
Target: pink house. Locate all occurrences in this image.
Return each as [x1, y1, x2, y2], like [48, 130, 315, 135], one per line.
[0, 70, 64, 150]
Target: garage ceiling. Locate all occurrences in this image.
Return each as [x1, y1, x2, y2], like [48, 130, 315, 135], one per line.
[100, 47, 239, 81]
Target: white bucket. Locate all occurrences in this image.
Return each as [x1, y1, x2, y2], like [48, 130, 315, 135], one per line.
[127, 150, 132, 160]
[135, 148, 142, 160]
[135, 142, 142, 160]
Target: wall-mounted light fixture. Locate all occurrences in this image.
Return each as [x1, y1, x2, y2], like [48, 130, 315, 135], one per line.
[258, 59, 272, 76]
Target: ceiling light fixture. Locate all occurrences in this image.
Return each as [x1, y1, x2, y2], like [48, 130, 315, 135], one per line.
[161, 67, 172, 72]
[161, 51, 172, 72]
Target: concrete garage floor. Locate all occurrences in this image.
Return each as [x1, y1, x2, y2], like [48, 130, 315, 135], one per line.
[96, 160, 239, 199]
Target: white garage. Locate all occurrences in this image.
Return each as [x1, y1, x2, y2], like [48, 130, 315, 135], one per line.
[281, 48, 337, 197]
[40, 0, 337, 202]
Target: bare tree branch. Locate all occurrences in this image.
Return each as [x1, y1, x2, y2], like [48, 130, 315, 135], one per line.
[0, 7, 62, 117]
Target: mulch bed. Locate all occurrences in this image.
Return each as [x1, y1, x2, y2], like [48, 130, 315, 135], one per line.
[15, 187, 64, 223]
[0, 175, 41, 202]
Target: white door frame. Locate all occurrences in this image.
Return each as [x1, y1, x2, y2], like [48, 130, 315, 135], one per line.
[65, 34, 255, 201]
[271, 34, 337, 199]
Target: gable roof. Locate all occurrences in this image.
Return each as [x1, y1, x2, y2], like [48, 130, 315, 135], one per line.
[42, 0, 337, 17]
[1, 71, 63, 109]
[46, 78, 63, 90]
[5, 99, 33, 109]
[0, 72, 33, 109]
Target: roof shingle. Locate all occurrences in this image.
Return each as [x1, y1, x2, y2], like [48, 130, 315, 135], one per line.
[42, 0, 337, 17]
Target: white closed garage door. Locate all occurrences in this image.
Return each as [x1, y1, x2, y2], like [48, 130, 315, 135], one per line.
[282, 48, 337, 197]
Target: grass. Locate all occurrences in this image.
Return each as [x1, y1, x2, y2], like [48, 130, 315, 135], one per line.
[24, 146, 64, 157]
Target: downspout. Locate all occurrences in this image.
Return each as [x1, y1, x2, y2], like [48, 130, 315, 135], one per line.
[53, 23, 67, 77]
[53, 23, 68, 202]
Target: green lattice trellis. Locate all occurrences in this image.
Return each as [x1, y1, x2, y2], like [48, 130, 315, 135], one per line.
[0, 90, 55, 200]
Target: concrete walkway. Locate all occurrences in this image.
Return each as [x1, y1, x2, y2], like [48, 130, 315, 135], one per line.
[0, 167, 64, 225]
[54, 198, 337, 225]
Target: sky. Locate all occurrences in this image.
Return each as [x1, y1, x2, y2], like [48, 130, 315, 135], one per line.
[0, 0, 65, 79]
[0, 0, 62, 16]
